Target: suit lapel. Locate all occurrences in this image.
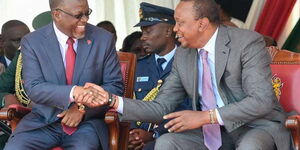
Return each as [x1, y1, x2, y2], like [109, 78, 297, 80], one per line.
[215, 25, 230, 85]
[44, 24, 66, 84]
[186, 48, 199, 110]
[72, 30, 92, 85]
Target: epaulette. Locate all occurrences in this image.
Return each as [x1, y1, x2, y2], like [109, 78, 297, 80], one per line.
[136, 79, 163, 127]
[15, 53, 31, 106]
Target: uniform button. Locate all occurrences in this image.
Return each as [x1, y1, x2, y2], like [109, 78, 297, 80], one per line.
[157, 80, 163, 84]
[138, 88, 142, 92]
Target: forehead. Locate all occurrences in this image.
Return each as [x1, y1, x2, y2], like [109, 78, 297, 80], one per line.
[61, 0, 88, 11]
[175, 1, 195, 19]
[4, 26, 29, 39]
[141, 23, 166, 31]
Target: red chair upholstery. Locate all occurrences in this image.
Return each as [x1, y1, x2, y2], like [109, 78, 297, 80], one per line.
[0, 52, 136, 150]
[105, 51, 136, 150]
[268, 47, 300, 150]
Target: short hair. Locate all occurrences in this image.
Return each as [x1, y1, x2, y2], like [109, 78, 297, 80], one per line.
[180, 0, 220, 24]
[121, 31, 142, 52]
[49, 0, 64, 10]
[96, 21, 116, 34]
[1, 20, 29, 37]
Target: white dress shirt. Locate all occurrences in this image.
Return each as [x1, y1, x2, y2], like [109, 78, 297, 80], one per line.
[197, 28, 224, 125]
[53, 23, 78, 102]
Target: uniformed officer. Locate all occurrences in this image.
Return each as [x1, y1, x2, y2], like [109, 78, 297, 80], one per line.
[129, 2, 192, 150]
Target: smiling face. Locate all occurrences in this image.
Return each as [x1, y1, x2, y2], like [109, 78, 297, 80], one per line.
[52, 0, 89, 39]
[173, 1, 202, 49]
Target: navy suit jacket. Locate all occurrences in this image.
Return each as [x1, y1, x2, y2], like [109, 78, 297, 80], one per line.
[17, 23, 124, 150]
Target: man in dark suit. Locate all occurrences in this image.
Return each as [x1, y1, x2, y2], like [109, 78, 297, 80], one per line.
[129, 3, 192, 150]
[77, 0, 291, 149]
[4, 0, 123, 149]
[0, 20, 30, 68]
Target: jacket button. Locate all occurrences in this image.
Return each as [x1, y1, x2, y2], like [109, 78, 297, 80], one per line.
[138, 88, 142, 92]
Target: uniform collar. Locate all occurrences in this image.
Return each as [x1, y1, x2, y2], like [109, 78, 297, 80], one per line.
[155, 45, 177, 63]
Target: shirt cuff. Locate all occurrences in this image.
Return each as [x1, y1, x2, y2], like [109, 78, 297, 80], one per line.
[69, 86, 76, 103]
[116, 96, 124, 114]
[215, 109, 224, 125]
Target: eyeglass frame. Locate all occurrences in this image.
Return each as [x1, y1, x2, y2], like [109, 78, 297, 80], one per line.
[55, 8, 93, 20]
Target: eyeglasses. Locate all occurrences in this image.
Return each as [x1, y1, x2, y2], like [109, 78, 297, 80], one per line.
[55, 8, 92, 20]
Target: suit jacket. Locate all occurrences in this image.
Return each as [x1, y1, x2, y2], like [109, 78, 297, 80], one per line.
[121, 25, 290, 150]
[17, 23, 124, 150]
[0, 51, 19, 100]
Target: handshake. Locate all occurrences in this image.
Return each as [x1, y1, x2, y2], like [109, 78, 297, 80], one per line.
[72, 83, 117, 108]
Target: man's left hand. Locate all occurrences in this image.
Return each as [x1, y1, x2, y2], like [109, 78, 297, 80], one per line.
[57, 104, 85, 127]
[130, 129, 154, 144]
[163, 110, 210, 133]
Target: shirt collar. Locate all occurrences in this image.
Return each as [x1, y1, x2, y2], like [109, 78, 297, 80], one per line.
[53, 22, 77, 48]
[4, 56, 11, 66]
[197, 27, 219, 56]
[155, 45, 177, 63]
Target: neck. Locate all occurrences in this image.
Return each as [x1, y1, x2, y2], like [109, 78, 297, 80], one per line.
[157, 40, 176, 56]
[198, 25, 218, 48]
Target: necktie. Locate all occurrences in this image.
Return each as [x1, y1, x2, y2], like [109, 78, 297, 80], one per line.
[157, 58, 166, 76]
[66, 37, 76, 85]
[200, 49, 222, 150]
[63, 37, 77, 135]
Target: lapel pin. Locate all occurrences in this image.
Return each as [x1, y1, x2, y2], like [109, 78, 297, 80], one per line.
[87, 40, 91, 45]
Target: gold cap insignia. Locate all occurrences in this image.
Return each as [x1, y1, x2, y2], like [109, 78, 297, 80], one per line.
[139, 8, 143, 19]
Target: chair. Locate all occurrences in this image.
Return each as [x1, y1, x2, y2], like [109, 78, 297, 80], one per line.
[268, 47, 300, 150]
[0, 51, 137, 150]
[105, 51, 136, 150]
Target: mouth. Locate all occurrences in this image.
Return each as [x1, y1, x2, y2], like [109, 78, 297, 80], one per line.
[76, 25, 85, 31]
[142, 43, 149, 50]
[74, 25, 86, 39]
[175, 34, 183, 40]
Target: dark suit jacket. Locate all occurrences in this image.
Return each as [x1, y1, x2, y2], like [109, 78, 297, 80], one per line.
[17, 23, 124, 150]
[121, 25, 290, 150]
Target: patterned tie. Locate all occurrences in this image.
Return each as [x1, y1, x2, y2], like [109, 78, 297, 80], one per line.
[157, 58, 166, 76]
[62, 37, 77, 135]
[200, 49, 222, 150]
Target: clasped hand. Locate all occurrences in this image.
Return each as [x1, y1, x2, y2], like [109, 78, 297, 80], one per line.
[73, 83, 109, 108]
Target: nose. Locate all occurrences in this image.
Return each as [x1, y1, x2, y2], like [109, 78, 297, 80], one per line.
[173, 23, 178, 33]
[80, 15, 89, 23]
[140, 34, 146, 41]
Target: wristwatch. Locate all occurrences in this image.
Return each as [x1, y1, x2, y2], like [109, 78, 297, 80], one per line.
[77, 103, 85, 112]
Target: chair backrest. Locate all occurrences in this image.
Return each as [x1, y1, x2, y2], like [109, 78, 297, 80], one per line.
[268, 47, 300, 113]
[117, 51, 136, 98]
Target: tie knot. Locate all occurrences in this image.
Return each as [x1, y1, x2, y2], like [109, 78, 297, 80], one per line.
[67, 37, 75, 45]
[157, 58, 166, 66]
[199, 49, 208, 59]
